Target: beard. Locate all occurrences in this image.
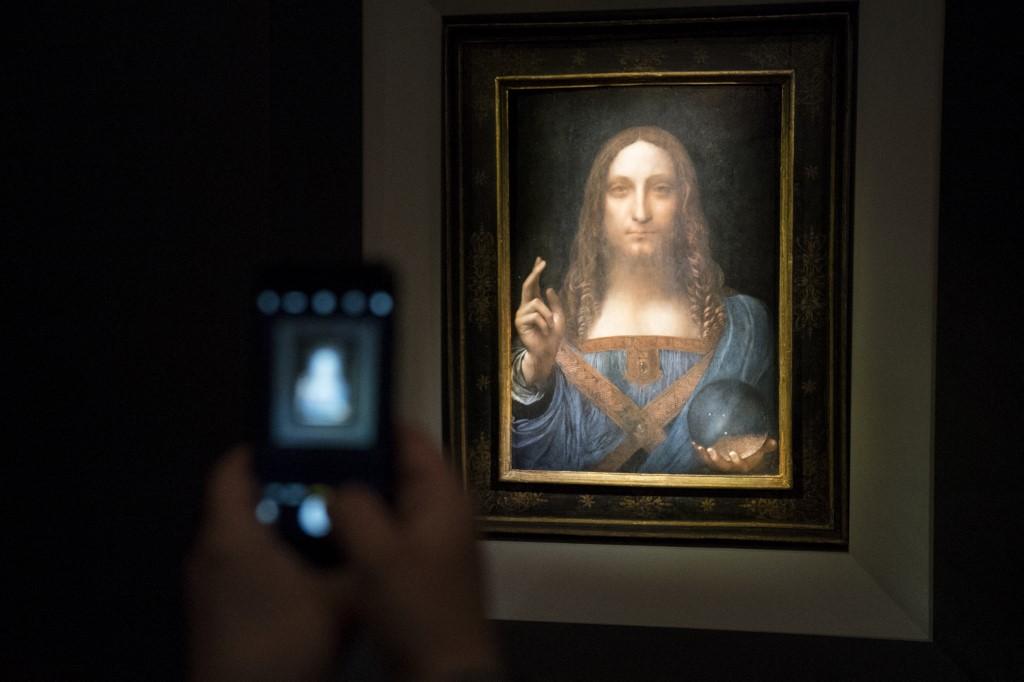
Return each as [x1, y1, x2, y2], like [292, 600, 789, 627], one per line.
[603, 233, 684, 288]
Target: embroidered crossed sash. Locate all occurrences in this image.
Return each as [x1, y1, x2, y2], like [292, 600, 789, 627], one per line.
[554, 335, 719, 472]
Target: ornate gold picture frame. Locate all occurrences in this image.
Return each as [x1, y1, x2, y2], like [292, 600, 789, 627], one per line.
[443, 5, 855, 544]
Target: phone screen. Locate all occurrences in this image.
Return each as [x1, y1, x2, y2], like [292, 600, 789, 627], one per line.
[249, 267, 395, 564]
[270, 306, 382, 450]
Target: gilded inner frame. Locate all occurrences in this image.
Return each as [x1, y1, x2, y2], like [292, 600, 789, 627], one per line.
[495, 72, 795, 490]
[443, 6, 854, 545]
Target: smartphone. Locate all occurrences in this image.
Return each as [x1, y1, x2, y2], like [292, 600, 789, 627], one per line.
[248, 263, 396, 567]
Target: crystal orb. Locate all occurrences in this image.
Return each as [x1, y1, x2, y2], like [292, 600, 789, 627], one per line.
[687, 379, 769, 447]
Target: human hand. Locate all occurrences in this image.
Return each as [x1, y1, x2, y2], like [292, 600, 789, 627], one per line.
[330, 426, 497, 681]
[693, 434, 778, 474]
[185, 446, 356, 681]
[514, 256, 565, 386]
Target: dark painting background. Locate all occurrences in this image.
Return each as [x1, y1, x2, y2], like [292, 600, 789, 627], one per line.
[509, 83, 782, 315]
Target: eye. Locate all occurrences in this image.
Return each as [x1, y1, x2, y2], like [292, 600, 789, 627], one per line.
[607, 183, 630, 198]
[652, 184, 676, 196]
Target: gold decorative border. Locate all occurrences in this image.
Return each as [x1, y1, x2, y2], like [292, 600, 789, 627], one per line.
[494, 72, 796, 490]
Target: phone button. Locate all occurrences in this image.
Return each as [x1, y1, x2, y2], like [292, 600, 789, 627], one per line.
[369, 291, 393, 317]
[341, 290, 367, 315]
[281, 483, 306, 505]
[297, 493, 331, 538]
[256, 290, 280, 315]
[282, 291, 308, 314]
[254, 498, 280, 525]
[311, 289, 337, 315]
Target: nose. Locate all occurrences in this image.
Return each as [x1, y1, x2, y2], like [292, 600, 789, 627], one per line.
[631, 187, 651, 223]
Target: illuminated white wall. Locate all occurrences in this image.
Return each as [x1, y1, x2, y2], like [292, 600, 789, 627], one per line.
[364, 0, 941, 640]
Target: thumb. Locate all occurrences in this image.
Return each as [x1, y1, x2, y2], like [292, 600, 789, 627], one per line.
[198, 446, 268, 551]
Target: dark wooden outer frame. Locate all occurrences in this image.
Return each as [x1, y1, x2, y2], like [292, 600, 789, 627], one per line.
[443, 4, 855, 546]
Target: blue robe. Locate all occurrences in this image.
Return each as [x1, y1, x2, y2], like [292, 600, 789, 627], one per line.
[511, 294, 776, 473]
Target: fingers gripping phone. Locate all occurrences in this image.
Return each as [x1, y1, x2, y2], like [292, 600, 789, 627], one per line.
[249, 264, 396, 567]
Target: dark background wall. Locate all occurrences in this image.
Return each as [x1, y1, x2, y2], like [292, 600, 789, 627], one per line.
[932, 1, 1021, 678]
[4, 1, 1019, 679]
[5, 3, 362, 677]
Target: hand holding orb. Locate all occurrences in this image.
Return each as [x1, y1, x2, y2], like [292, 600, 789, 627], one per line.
[688, 379, 776, 473]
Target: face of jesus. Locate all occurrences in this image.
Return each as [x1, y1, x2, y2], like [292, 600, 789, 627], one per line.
[602, 139, 680, 263]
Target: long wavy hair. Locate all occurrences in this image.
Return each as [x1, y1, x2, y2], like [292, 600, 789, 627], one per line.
[561, 126, 726, 343]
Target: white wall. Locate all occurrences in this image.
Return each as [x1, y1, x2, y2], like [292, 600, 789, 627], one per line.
[364, 0, 942, 639]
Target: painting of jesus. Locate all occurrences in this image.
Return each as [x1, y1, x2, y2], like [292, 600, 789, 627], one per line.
[510, 123, 779, 475]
